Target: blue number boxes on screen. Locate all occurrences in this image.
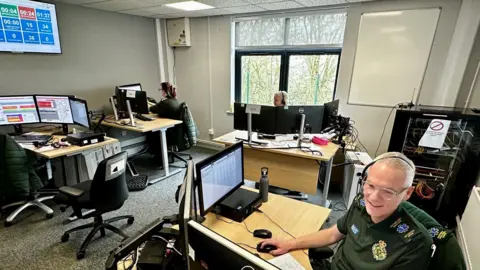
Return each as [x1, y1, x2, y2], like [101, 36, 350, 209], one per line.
[0, 3, 54, 46]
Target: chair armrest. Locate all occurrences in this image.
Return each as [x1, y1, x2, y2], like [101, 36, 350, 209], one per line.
[59, 186, 84, 198]
[309, 247, 334, 260]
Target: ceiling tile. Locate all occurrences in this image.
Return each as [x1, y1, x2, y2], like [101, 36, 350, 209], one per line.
[141, 5, 182, 14]
[119, 8, 160, 16]
[258, 1, 302, 10]
[223, 5, 266, 13]
[244, 0, 285, 3]
[295, 0, 347, 6]
[346, 0, 374, 2]
[84, 0, 170, 12]
[197, 0, 249, 8]
[55, 0, 108, 4]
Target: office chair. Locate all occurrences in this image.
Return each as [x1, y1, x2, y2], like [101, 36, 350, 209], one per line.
[53, 151, 134, 260]
[0, 133, 54, 227]
[310, 201, 466, 270]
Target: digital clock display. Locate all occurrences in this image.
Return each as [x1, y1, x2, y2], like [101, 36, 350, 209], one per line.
[0, 0, 61, 53]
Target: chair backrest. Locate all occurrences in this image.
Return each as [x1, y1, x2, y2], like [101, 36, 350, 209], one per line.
[90, 151, 129, 213]
[403, 201, 466, 270]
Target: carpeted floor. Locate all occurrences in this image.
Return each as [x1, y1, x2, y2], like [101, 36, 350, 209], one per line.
[0, 146, 345, 270]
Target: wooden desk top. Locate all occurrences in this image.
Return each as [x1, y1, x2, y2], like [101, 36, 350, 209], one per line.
[23, 136, 118, 159]
[214, 130, 340, 161]
[203, 186, 331, 270]
[95, 114, 182, 133]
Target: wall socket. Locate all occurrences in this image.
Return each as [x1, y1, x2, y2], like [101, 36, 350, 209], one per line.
[208, 128, 215, 135]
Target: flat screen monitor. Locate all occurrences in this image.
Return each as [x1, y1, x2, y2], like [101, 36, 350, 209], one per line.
[35, 95, 74, 124]
[69, 97, 90, 129]
[188, 220, 279, 270]
[323, 99, 339, 130]
[115, 88, 149, 115]
[0, 95, 39, 125]
[275, 105, 324, 134]
[178, 161, 194, 269]
[118, 83, 142, 92]
[233, 103, 277, 134]
[0, 0, 61, 54]
[196, 142, 244, 216]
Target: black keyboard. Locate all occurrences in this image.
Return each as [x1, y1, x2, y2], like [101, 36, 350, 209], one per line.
[12, 135, 52, 143]
[126, 175, 149, 191]
[134, 114, 155, 121]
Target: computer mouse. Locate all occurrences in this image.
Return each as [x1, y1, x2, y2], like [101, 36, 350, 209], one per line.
[256, 242, 277, 253]
[253, 229, 272, 239]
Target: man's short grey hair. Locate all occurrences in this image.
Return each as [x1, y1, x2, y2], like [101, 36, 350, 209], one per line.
[374, 152, 416, 187]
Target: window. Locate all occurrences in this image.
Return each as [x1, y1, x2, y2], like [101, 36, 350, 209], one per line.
[234, 12, 346, 105]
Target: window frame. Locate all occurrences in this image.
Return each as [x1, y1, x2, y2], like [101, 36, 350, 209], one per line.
[234, 48, 342, 104]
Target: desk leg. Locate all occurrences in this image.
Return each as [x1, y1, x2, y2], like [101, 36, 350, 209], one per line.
[321, 157, 333, 208]
[46, 160, 53, 180]
[149, 128, 183, 184]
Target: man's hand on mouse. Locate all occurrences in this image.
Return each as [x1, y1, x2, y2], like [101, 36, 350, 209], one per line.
[260, 238, 293, 256]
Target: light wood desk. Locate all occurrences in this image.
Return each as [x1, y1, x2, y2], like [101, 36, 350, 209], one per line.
[214, 130, 340, 207]
[95, 115, 183, 184]
[202, 186, 331, 269]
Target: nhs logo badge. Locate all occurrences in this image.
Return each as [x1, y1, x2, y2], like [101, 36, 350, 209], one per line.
[351, 224, 359, 235]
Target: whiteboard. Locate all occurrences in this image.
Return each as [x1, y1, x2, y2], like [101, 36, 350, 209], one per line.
[348, 8, 440, 107]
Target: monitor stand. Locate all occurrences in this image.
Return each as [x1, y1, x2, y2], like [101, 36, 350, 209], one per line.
[51, 124, 70, 136]
[9, 124, 24, 136]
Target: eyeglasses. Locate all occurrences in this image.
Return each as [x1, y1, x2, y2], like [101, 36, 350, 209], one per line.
[362, 180, 409, 201]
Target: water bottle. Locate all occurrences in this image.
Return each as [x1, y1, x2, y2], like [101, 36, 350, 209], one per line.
[260, 167, 269, 202]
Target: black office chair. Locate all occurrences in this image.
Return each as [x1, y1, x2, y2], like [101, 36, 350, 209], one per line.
[53, 151, 134, 260]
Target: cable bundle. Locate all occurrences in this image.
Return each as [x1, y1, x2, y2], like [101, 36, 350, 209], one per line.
[415, 181, 435, 200]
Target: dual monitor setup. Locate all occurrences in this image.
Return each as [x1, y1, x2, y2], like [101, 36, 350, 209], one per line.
[234, 100, 340, 144]
[0, 95, 90, 135]
[109, 142, 278, 269]
[110, 83, 155, 126]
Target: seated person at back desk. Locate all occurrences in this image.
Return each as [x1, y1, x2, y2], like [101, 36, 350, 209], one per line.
[260, 152, 433, 270]
[273, 91, 288, 107]
[148, 82, 182, 163]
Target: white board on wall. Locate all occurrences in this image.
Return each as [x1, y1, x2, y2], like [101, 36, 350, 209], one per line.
[348, 8, 441, 107]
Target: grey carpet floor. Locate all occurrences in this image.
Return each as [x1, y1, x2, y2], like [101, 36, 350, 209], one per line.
[0, 146, 345, 270]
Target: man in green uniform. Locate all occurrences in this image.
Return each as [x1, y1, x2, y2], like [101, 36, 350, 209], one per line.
[260, 152, 433, 269]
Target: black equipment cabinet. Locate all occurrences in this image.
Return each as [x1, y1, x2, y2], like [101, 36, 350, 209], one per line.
[388, 105, 480, 228]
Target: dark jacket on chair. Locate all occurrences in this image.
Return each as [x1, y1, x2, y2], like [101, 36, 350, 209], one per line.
[150, 98, 181, 120]
[0, 133, 43, 201]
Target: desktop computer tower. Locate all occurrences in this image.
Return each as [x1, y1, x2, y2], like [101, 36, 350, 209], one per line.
[342, 151, 372, 207]
[218, 188, 262, 222]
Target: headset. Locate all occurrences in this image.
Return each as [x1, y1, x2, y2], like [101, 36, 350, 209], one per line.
[357, 155, 415, 192]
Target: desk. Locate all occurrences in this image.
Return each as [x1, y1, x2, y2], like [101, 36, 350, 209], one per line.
[95, 115, 183, 184]
[21, 135, 119, 182]
[202, 186, 331, 269]
[214, 130, 340, 206]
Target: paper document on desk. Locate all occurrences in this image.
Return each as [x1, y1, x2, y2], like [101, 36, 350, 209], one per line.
[268, 253, 305, 270]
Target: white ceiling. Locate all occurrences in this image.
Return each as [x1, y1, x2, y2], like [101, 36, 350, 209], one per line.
[53, 0, 376, 19]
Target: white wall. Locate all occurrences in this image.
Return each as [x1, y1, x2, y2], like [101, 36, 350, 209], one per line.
[0, 3, 161, 111]
[173, 0, 462, 154]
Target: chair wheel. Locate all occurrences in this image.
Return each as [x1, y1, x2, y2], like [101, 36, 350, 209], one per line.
[46, 213, 54, 219]
[4, 221, 12, 227]
[61, 234, 69, 242]
[76, 251, 85, 260]
[127, 217, 134, 225]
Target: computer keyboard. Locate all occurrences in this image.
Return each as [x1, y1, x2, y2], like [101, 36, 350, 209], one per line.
[134, 114, 155, 121]
[126, 175, 149, 191]
[12, 135, 52, 144]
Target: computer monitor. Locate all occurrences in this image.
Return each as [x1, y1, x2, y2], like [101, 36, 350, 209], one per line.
[323, 99, 339, 130]
[115, 87, 149, 115]
[196, 142, 244, 216]
[117, 83, 142, 92]
[188, 220, 279, 270]
[275, 105, 324, 134]
[233, 103, 277, 134]
[0, 95, 40, 134]
[69, 97, 91, 129]
[35, 95, 74, 124]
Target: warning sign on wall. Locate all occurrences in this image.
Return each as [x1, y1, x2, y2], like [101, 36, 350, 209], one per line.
[418, 119, 451, 149]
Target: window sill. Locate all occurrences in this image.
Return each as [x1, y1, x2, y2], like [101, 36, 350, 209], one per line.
[226, 110, 234, 116]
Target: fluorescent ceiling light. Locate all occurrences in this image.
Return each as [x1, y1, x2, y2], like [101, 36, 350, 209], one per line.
[165, 1, 215, 11]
